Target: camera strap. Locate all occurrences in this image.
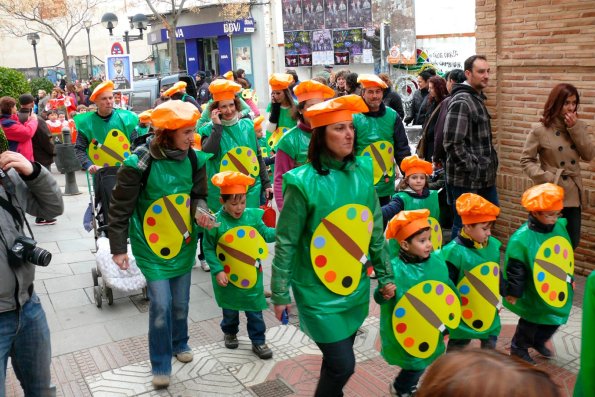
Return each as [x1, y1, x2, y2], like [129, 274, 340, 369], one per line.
[0, 176, 35, 240]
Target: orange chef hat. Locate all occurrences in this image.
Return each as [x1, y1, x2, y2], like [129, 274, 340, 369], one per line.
[90, 80, 114, 102]
[223, 71, 234, 81]
[211, 171, 255, 194]
[386, 209, 431, 242]
[163, 81, 187, 97]
[521, 183, 565, 212]
[293, 80, 335, 103]
[456, 193, 500, 225]
[269, 73, 294, 91]
[138, 109, 153, 124]
[209, 79, 242, 102]
[253, 115, 265, 132]
[303, 94, 369, 129]
[400, 155, 433, 177]
[150, 100, 200, 130]
[357, 74, 388, 89]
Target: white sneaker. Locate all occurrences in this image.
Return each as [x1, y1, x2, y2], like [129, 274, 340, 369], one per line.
[200, 260, 210, 272]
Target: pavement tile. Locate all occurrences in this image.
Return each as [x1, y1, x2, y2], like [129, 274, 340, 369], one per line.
[68, 260, 97, 275]
[36, 264, 74, 280]
[55, 301, 140, 330]
[49, 289, 92, 310]
[104, 313, 150, 341]
[56, 238, 96, 253]
[44, 273, 94, 293]
[51, 323, 113, 356]
[49, 250, 96, 266]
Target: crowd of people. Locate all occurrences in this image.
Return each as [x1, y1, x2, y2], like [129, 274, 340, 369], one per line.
[0, 54, 593, 396]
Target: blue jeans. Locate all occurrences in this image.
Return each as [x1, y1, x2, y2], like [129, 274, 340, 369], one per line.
[146, 272, 192, 376]
[447, 184, 499, 238]
[220, 309, 266, 345]
[314, 333, 357, 397]
[0, 293, 54, 397]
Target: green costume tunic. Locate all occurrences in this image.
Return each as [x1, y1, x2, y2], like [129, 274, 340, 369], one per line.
[201, 118, 263, 211]
[503, 218, 574, 325]
[266, 103, 297, 150]
[574, 271, 595, 397]
[75, 109, 139, 166]
[258, 137, 272, 161]
[396, 190, 442, 249]
[376, 253, 460, 370]
[275, 125, 311, 166]
[353, 108, 398, 198]
[124, 149, 210, 282]
[440, 236, 502, 340]
[271, 156, 394, 343]
[203, 208, 275, 312]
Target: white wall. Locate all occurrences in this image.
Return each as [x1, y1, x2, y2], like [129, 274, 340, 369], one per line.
[414, 0, 475, 35]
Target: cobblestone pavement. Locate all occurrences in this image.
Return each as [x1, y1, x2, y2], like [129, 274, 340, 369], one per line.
[5, 170, 582, 396]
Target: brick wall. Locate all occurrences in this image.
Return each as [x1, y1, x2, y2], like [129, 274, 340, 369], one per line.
[476, 0, 595, 274]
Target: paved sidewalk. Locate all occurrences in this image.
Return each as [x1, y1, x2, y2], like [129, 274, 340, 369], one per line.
[5, 169, 582, 396]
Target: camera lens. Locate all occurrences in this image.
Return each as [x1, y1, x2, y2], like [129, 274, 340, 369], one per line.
[27, 247, 52, 267]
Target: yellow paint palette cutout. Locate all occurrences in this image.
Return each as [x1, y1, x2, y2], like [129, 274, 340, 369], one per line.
[393, 280, 461, 359]
[268, 126, 289, 149]
[216, 226, 268, 289]
[143, 193, 192, 259]
[457, 261, 501, 332]
[360, 140, 394, 185]
[533, 236, 574, 308]
[89, 129, 131, 167]
[428, 217, 443, 250]
[310, 204, 374, 296]
[220, 146, 260, 178]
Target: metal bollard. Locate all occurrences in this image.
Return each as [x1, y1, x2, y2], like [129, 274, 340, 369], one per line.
[55, 127, 82, 196]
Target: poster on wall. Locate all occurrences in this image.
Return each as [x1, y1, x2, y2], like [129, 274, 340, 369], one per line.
[333, 28, 363, 64]
[325, 0, 348, 29]
[234, 46, 252, 74]
[105, 54, 133, 91]
[282, 0, 304, 31]
[348, 0, 372, 27]
[361, 27, 375, 63]
[294, 31, 313, 66]
[284, 31, 300, 67]
[312, 29, 334, 65]
[302, 0, 324, 30]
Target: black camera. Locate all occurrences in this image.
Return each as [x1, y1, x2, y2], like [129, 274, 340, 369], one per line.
[9, 236, 52, 267]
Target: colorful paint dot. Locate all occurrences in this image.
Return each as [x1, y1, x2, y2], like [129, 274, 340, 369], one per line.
[541, 283, 549, 293]
[554, 244, 560, 254]
[388, 147, 393, 154]
[537, 272, 545, 282]
[404, 337, 415, 348]
[175, 195, 184, 205]
[222, 159, 229, 166]
[241, 279, 250, 287]
[434, 224, 439, 232]
[341, 276, 353, 288]
[361, 209, 369, 222]
[123, 152, 129, 158]
[258, 247, 264, 254]
[123, 144, 129, 150]
[224, 265, 231, 273]
[111, 131, 119, 137]
[423, 283, 432, 294]
[472, 320, 484, 329]
[544, 248, 551, 258]
[103, 163, 109, 167]
[445, 294, 455, 305]
[461, 296, 469, 306]
[218, 253, 226, 261]
[93, 154, 100, 160]
[463, 309, 473, 319]
[225, 234, 234, 243]
[418, 342, 429, 352]
[368, 221, 373, 234]
[230, 274, 239, 282]
[481, 265, 490, 276]
[147, 217, 156, 226]
[363, 152, 371, 157]
[236, 148, 242, 155]
[346, 207, 357, 220]
[324, 271, 336, 283]
[186, 198, 191, 207]
[563, 249, 568, 259]
[152, 205, 162, 214]
[237, 229, 246, 238]
[149, 233, 159, 243]
[379, 142, 386, 150]
[558, 291, 565, 302]
[493, 266, 499, 276]
[395, 307, 406, 318]
[460, 285, 470, 295]
[315, 255, 327, 268]
[396, 323, 407, 334]
[549, 291, 557, 301]
[249, 230, 256, 238]
[160, 247, 170, 256]
[313, 236, 326, 249]
[118, 136, 124, 142]
[247, 150, 252, 156]
[435, 284, 444, 295]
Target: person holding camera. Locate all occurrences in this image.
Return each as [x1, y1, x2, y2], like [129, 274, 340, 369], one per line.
[0, 96, 38, 162]
[0, 133, 64, 396]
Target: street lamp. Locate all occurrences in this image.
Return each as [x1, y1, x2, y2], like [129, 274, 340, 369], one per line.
[84, 20, 93, 78]
[101, 12, 148, 54]
[26, 33, 41, 77]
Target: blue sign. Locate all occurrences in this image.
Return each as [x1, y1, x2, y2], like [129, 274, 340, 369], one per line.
[147, 18, 256, 45]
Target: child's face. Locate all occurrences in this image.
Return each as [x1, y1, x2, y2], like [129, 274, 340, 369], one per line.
[463, 222, 492, 244]
[407, 173, 426, 193]
[221, 195, 247, 219]
[58, 114, 65, 121]
[532, 210, 560, 226]
[400, 229, 433, 259]
[255, 128, 264, 138]
[48, 113, 57, 121]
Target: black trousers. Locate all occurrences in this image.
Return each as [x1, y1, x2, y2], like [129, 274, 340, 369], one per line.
[394, 368, 424, 394]
[511, 318, 559, 351]
[314, 333, 357, 397]
[447, 334, 497, 351]
[562, 206, 581, 249]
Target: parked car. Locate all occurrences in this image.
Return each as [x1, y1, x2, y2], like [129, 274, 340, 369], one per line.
[129, 73, 197, 113]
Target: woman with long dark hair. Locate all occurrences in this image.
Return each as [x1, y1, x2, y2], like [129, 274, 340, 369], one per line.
[416, 76, 448, 161]
[520, 83, 594, 248]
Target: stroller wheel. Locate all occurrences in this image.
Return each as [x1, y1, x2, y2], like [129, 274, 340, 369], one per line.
[106, 287, 114, 305]
[94, 286, 103, 308]
[91, 268, 99, 286]
[142, 287, 149, 301]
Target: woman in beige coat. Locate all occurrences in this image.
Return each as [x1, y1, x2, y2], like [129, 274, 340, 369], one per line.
[521, 83, 595, 248]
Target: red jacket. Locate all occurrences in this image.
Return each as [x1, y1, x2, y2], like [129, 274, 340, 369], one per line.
[1, 114, 37, 161]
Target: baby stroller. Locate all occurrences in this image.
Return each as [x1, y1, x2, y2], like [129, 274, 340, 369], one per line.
[87, 166, 147, 308]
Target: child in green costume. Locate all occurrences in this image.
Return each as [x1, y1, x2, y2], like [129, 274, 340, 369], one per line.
[504, 183, 574, 365]
[203, 171, 276, 360]
[376, 209, 461, 397]
[442, 193, 502, 351]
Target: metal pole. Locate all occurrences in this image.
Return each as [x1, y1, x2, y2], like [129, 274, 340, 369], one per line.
[124, 31, 130, 54]
[33, 42, 40, 77]
[86, 28, 93, 78]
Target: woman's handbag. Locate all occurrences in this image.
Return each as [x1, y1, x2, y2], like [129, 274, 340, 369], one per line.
[260, 200, 277, 227]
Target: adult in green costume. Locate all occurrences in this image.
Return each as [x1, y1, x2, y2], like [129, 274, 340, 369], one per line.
[196, 95, 251, 128]
[74, 80, 139, 174]
[353, 74, 410, 205]
[574, 271, 595, 397]
[377, 209, 460, 397]
[274, 79, 335, 211]
[200, 79, 272, 211]
[265, 73, 298, 151]
[504, 183, 574, 365]
[108, 101, 212, 389]
[271, 95, 395, 397]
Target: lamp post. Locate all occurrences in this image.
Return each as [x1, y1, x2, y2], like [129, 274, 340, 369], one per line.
[84, 20, 93, 78]
[26, 33, 41, 77]
[101, 13, 148, 54]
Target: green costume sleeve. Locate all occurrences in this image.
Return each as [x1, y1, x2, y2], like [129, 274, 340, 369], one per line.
[203, 226, 223, 275]
[197, 100, 212, 128]
[270, 183, 308, 305]
[575, 272, 595, 396]
[369, 194, 393, 287]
